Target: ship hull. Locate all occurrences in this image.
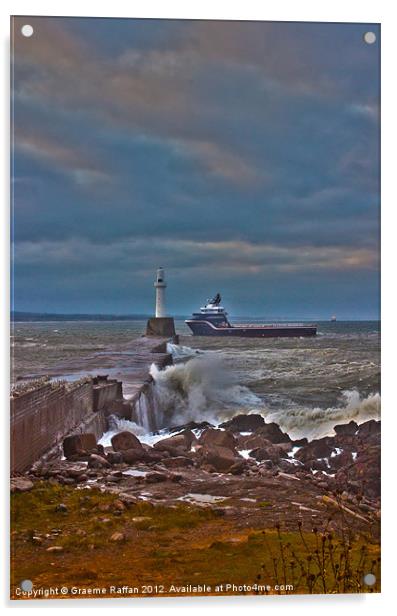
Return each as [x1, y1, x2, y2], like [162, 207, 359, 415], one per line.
[185, 320, 317, 338]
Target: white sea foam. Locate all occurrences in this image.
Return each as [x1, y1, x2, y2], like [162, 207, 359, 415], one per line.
[166, 342, 203, 360]
[99, 415, 172, 448]
[150, 355, 261, 427]
[101, 347, 380, 444]
[98, 415, 147, 448]
[262, 390, 380, 441]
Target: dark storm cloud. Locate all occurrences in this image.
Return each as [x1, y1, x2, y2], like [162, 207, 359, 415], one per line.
[11, 17, 380, 317]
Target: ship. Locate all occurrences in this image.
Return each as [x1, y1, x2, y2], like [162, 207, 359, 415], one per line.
[185, 294, 317, 338]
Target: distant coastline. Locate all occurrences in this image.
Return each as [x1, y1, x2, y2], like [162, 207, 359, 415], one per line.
[11, 311, 153, 322]
[11, 312, 380, 323]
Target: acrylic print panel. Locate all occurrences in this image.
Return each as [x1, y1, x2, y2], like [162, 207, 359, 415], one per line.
[10, 16, 380, 599]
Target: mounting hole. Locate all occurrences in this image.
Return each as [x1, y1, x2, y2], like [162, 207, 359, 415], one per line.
[364, 31, 376, 45]
[20, 579, 33, 592]
[363, 573, 376, 586]
[21, 24, 34, 38]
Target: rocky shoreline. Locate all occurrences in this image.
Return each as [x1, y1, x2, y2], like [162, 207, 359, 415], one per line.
[10, 413, 381, 597]
[11, 414, 380, 534]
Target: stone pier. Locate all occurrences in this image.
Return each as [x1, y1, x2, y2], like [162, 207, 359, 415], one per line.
[10, 336, 174, 473]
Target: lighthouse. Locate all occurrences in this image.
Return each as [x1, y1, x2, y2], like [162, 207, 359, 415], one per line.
[146, 267, 176, 339]
[154, 267, 166, 317]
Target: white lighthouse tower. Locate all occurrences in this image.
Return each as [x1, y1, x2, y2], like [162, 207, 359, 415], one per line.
[154, 267, 166, 317]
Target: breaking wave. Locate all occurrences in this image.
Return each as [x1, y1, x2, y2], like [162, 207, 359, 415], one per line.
[150, 355, 261, 427]
[149, 353, 380, 440]
[262, 390, 381, 441]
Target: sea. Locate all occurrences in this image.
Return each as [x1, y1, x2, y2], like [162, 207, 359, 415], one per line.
[11, 319, 380, 442]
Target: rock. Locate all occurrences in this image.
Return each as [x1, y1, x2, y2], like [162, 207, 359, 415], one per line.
[55, 503, 68, 513]
[104, 476, 121, 483]
[46, 546, 64, 553]
[178, 429, 198, 447]
[121, 448, 151, 464]
[237, 434, 273, 450]
[162, 456, 194, 468]
[198, 445, 241, 473]
[356, 420, 381, 438]
[329, 450, 353, 470]
[333, 420, 358, 436]
[308, 459, 329, 472]
[63, 433, 97, 459]
[255, 423, 291, 443]
[199, 428, 237, 451]
[10, 477, 34, 493]
[59, 477, 76, 485]
[249, 444, 286, 463]
[110, 532, 125, 542]
[88, 454, 111, 469]
[277, 459, 302, 474]
[113, 500, 126, 512]
[291, 438, 309, 447]
[107, 451, 124, 465]
[295, 438, 333, 462]
[64, 464, 88, 479]
[169, 421, 214, 433]
[146, 449, 166, 462]
[229, 460, 246, 475]
[169, 472, 183, 482]
[336, 444, 380, 498]
[32, 536, 43, 545]
[219, 413, 265, 432]
[153, 432, 192, 454]
[145, 472, 168, 483]
[111, 431, 143, 452]
[258, 460, 274, 470]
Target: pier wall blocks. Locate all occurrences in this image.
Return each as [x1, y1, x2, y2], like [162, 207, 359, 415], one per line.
[11, 381, 94, 473]
[93, 380, 122, 411]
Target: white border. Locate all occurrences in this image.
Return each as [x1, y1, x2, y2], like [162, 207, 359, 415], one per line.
[1, 1, 395, 614]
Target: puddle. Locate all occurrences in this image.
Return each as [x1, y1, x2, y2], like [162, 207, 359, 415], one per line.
[123, 469, 148, 477]
[178, 493, 227, 505]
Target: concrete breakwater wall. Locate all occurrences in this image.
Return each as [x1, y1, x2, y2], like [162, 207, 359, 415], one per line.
[10, 337, 174, 473]
[10, 378, 120, 473]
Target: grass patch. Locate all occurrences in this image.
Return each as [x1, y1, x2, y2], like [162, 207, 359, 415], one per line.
[10, 482, 380, 597]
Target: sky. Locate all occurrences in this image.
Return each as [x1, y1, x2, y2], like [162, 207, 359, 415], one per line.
[11, 17, 380, 319]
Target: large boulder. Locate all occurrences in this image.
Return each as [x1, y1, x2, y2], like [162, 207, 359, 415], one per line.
[198, 444, 242, 473]
[254, 423, 291, 444]
[295, 437, 333, 463]
[237, 434, 274, 451]
[63, 433, 97, 459]
[153, 431, 194, 454]
[219, 414, 265, 432]
[333, 421, 358, 436]
[199, 428, 237, 451]
[106, 451, 124, 465]
[88, 453, 111, 469]
[249, 444, 286, 463]
[356, 420, 381, 438]
[111, 431, 143, 452]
